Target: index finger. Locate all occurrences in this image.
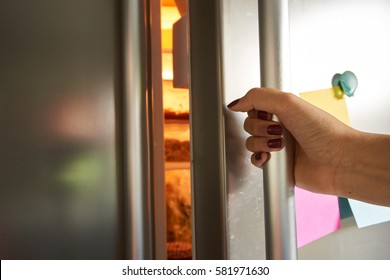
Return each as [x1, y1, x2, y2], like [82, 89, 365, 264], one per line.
[227, 87, 289, 115]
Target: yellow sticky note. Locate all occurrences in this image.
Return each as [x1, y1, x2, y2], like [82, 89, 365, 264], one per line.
[297, 87, 348, 247]
[299, 87, 350, 125]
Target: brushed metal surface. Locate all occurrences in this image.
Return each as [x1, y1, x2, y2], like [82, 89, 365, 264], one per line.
[188, 0, 227, 259]
[122, 0, 156, 259]
[195, 0, 390, 260]
[219, 0, 265, 260]
[0, 0, 122, 259]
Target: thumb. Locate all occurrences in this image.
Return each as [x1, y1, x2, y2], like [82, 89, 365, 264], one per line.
[227, 87, 289, 115]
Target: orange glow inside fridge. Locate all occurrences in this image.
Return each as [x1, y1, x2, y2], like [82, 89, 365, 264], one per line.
[161, 0, 192, 260]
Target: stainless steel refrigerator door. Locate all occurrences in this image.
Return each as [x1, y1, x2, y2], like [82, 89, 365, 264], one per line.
[190, 0, 296, 260]
[0, 0, 123, 259]
[190, 0, 390, 260]
[213, 0, 297, 260]
[0, 0, 161, 259]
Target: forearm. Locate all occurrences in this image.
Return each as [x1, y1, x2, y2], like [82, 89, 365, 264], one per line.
[336, 130, 390, 206]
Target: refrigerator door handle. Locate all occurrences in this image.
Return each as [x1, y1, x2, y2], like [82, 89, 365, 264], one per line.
[122, 0, 154, 260]
[258, 0, 298, 260]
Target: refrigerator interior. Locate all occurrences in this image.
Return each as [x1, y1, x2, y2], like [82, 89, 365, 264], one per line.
[161, 0, 192, 260]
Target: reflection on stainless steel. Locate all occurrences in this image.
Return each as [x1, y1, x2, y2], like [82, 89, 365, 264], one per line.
[0, 0, 121, 259]
[219, 0, 265, 260]
[189, 0, 227, 259]
[192, 0, 390, 260]
[122, 0, 154, 259]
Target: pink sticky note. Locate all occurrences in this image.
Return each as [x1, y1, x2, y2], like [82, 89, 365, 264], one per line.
[295, 187, 340, 248]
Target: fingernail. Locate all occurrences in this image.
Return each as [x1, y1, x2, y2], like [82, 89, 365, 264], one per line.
[257, 110, 270, 120]
[227, 98, 240, 108]
[254, 152, 262, 161]
[268, 138, 282, 149]
[267, 125, 283, 135]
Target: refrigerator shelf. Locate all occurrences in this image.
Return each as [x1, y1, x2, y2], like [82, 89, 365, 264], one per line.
[165, 161, 190, 170]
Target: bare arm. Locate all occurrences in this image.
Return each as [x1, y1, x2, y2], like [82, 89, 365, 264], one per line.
[337, 131, 390, 206]
[228, 88, 390, 206]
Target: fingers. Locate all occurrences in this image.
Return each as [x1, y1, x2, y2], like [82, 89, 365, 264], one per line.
[245, 136, 284, 169]
[245, 109, 285, 168]
[247, 109, 273, 121]
[227, 87, 289, 115]
[251, 152, 271, 168]
[245, 112, 285, 168]
[246, 136, 285, 153]
[244, 113, 284, 162]
[244, 118, 283, 136]
[227, 88, 291, 168]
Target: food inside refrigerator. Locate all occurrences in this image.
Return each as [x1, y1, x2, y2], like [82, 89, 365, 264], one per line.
[162, 0, 192, 259]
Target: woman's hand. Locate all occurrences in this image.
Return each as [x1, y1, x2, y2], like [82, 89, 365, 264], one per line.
[227, 88, 357, 197]
[228, 87, 390, 206]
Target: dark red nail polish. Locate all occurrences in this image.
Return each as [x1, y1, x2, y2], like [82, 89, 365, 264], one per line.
[257, 110, 270, 120]
[254, 152, 262, 161]
[267, 125, 283, 135]
[227, 99, 240, 108]
[268, 138, 282, 149]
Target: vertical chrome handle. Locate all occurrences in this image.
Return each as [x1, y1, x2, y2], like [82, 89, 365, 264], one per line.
[122, 0, 154, 259]
[258, 0, 298, 260]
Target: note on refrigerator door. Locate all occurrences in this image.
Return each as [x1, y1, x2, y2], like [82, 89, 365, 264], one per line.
[299, 86, 390, 235]
[299, 87, 350, 125]
[295, 188, 340, 247]
[295, 87, 346, 247]
[348, 199, 390, 228]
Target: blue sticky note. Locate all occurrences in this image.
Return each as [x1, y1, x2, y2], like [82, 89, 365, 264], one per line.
[348, 199, 390, 228]
[338, 197, 353, 219]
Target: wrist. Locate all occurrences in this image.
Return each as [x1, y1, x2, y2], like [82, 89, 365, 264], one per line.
[332, 128, 362, 198]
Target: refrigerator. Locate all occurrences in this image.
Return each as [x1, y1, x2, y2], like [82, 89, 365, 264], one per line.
[0, 0, 166, 259]
[198, 0, 390, 259]
[1, 0, 390, 260]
